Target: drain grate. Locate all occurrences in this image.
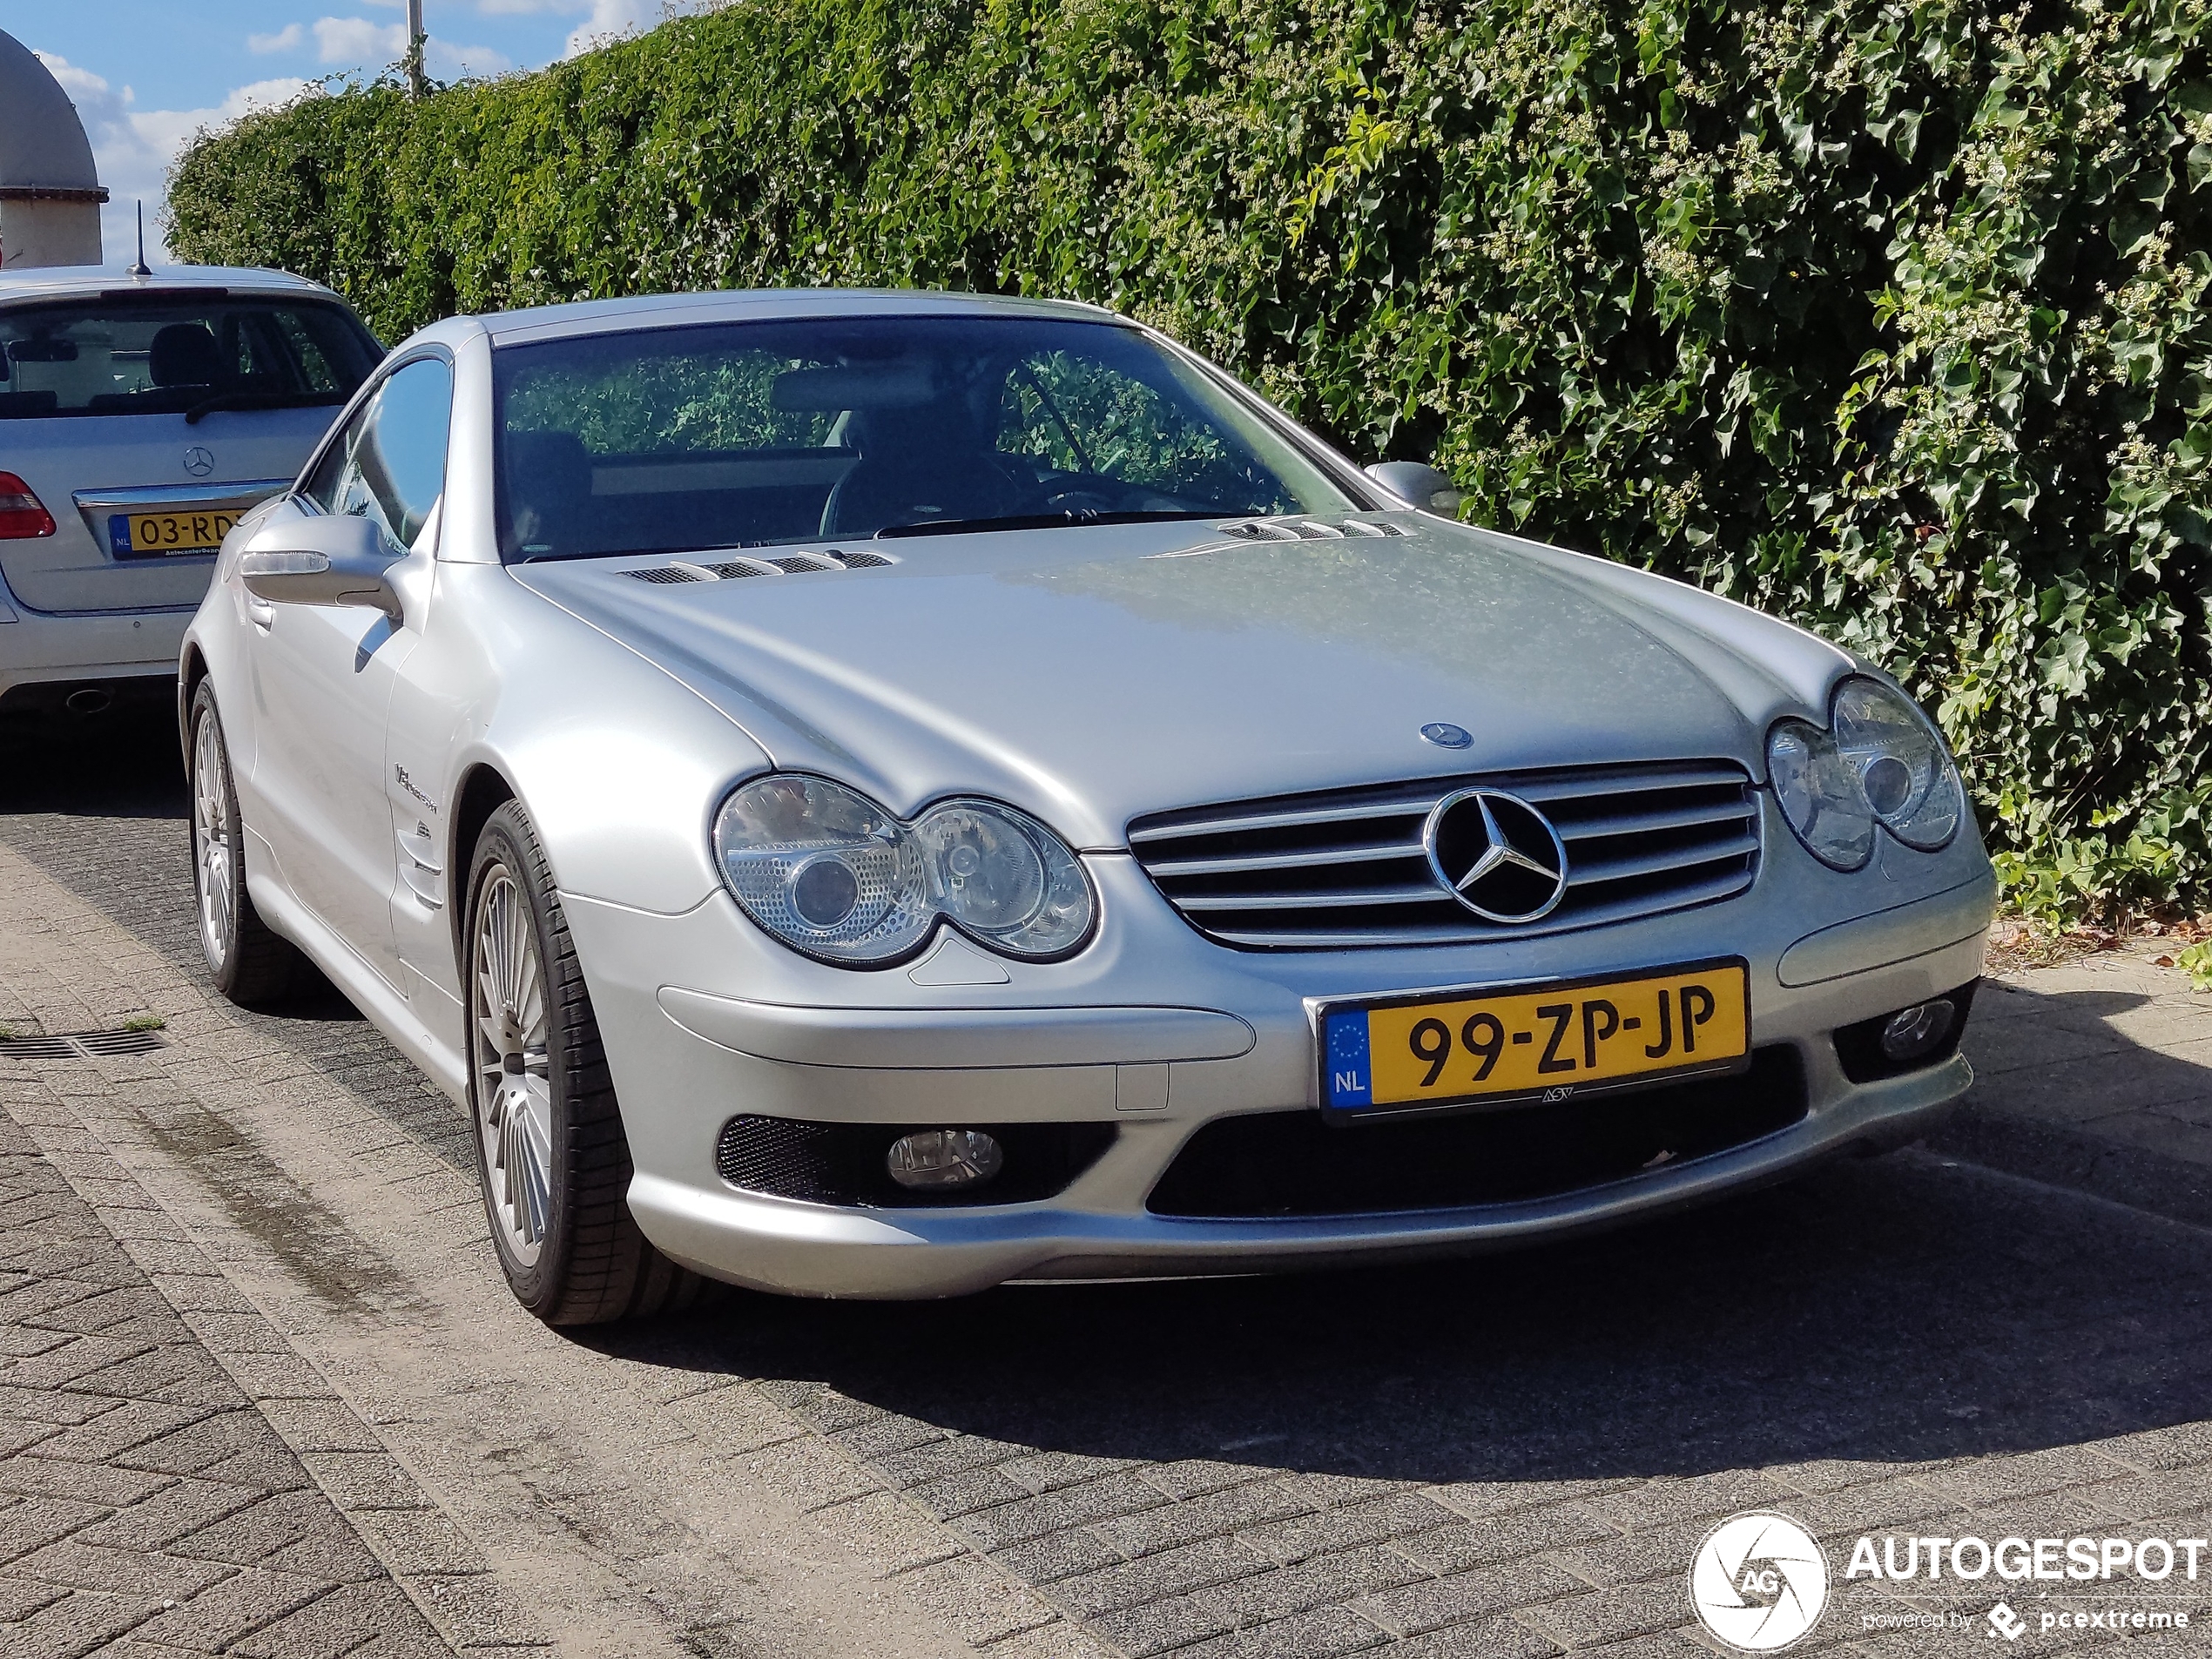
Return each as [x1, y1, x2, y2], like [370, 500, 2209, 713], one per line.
[0, 1027, 168, 1059]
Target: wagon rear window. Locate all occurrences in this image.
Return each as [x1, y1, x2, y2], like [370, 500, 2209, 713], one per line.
[0, 293, 381, 420]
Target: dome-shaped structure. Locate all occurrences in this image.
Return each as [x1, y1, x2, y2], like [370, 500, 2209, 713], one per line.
[0, 30, 105, 270]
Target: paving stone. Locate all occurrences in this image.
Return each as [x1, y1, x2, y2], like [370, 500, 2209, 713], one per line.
[0, 1454, 171, 1508]
[1521, 1580, 1693, 1649]
[1353, 1561, 1591, 1639]
[1052, 1537, 1264, 1616]
[1236, 1493, 1460, 1567]
[1190, 1545, 1426, 1623]
[1390, 1503, 1618, 1575]
[0, 1572, 69, 1620]
[1390, 1615, 1562, 1658]
[1093, 1478, 1319, 1560]
[0, 1585, 165, 1656]
[1171, 1604, 1389, 1659]
[955, 1472, 1170, 1551]
[0, 1106, 455, 1656]
[995, 1524, 1130, 1586]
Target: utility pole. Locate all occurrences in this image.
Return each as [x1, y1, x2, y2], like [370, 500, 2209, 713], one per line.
[405, 0, 428, 100]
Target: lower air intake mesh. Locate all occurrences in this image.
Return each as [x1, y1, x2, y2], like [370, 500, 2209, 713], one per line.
[1147, 1048, 1806, 1217]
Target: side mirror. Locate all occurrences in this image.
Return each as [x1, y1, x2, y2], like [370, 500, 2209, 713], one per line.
[239, 512, 404, 623]
[1364, 461, 1464, 516]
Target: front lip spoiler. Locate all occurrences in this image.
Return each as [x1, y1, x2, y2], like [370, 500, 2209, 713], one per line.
[71, 478, 291, 545]
[625, 1053, 1970, 1298]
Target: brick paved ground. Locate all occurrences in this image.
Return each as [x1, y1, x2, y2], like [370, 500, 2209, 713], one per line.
[0, 1090, 455, 1659]
[1935, 956, 2212, 1231]
[0, 711, 2209, 1657]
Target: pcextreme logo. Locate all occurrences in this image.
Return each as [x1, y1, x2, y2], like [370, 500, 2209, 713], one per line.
[1689, 1512, 1831, 1651]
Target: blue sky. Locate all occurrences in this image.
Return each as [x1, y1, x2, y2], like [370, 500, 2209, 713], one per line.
[3, 0, 688, 260]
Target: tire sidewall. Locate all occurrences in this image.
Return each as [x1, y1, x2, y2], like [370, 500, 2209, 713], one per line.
[465, 804, 579, 1316]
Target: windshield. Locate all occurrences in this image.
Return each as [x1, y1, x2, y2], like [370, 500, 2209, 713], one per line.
[491, 314, 1360, 560]
[0, 293, 381, 421]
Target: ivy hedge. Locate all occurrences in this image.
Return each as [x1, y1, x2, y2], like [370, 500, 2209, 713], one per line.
[169, 0, 2212, 921]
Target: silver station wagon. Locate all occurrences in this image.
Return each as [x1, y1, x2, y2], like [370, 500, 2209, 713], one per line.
[181, 288, 1996, 1324]
[0, 264, 380, 718]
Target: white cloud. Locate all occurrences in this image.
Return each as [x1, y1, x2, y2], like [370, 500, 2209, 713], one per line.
[37, 53, 309, 263]
[306, 16, 512, 77]
[312, 16, 408, 63]
[564, 0, 678, 56]
[247, 22, 307, 52]
[475, 0, 592, 13]
[428, 39, 515, 77]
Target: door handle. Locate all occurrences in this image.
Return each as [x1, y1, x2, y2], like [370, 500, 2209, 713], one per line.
[246, 596, 275, 631]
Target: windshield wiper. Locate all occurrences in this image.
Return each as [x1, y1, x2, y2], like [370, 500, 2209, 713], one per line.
[184, 390, 345, 426]
[875, 509, 1221, 539]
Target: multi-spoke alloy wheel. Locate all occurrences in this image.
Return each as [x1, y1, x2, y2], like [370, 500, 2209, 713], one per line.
[463, 800, 705, 1325]
[471, 866, 554, 1265]
[192, 709, 236, 973]
[186, 682, 301, 1006]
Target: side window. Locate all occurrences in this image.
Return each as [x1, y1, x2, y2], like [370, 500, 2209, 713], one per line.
[301, 403, 368, 513]
[309, 356, 454, 548]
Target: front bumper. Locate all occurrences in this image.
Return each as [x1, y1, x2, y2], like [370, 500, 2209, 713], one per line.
[563, 800, 1996, 1299]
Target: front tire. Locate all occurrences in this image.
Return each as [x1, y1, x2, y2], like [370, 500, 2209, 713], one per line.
[465, 799, 705, 1325]
[189, 682, 304, 1006]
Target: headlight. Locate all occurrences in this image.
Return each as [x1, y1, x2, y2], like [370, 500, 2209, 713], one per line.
[712, 775, 1095, 965]
[1769, 676, 1964, 871]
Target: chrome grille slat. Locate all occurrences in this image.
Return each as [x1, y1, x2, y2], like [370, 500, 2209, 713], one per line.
[1175, 884, 1446, 913]
[1143, 841, 1426, 879]
[1130, 759, 1759, 949]
[1128, 799, 1429, 843]
[1566, 831, 1761, 888]
[1560, 799, 1756, 841]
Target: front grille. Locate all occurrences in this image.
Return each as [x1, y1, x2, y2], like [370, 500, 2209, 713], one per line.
[1147, 1048, 1805, 1217]
[714, 1116, 1116, 1208]
[1129, 759, 1759, 949]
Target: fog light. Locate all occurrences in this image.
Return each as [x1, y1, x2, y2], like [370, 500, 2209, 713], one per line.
[886, 1129, 1004, 1190]
[1879, 998, 1955, 1063]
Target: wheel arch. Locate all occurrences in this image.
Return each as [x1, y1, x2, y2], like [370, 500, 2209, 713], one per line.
[178, 642, 210, 759]
[448, 762, 517, 970]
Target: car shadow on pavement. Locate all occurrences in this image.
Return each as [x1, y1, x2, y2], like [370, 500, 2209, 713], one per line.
[602, 1137, 2212, 1487]
[0, 703, 188, 818]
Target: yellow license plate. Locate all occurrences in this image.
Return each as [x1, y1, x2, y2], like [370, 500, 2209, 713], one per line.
[110, 510, 237, 559]
[1319, 959, 1750, 1116]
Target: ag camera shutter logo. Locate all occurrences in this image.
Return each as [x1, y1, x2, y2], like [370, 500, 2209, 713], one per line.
[1689, 1512, 1831, 1651]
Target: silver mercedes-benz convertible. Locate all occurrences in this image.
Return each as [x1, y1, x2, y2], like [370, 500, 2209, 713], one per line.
[181, 288, 1995, 1325]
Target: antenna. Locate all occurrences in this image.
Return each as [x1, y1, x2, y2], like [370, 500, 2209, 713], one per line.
[126, 202, 151, 277]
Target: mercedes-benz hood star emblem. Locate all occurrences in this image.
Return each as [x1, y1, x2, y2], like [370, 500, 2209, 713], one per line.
[1423, 788, 1570, 922]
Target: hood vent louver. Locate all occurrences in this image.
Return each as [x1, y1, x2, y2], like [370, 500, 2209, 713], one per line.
[1220, 517, 1407, 542]
[625, 548, 901, 585]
